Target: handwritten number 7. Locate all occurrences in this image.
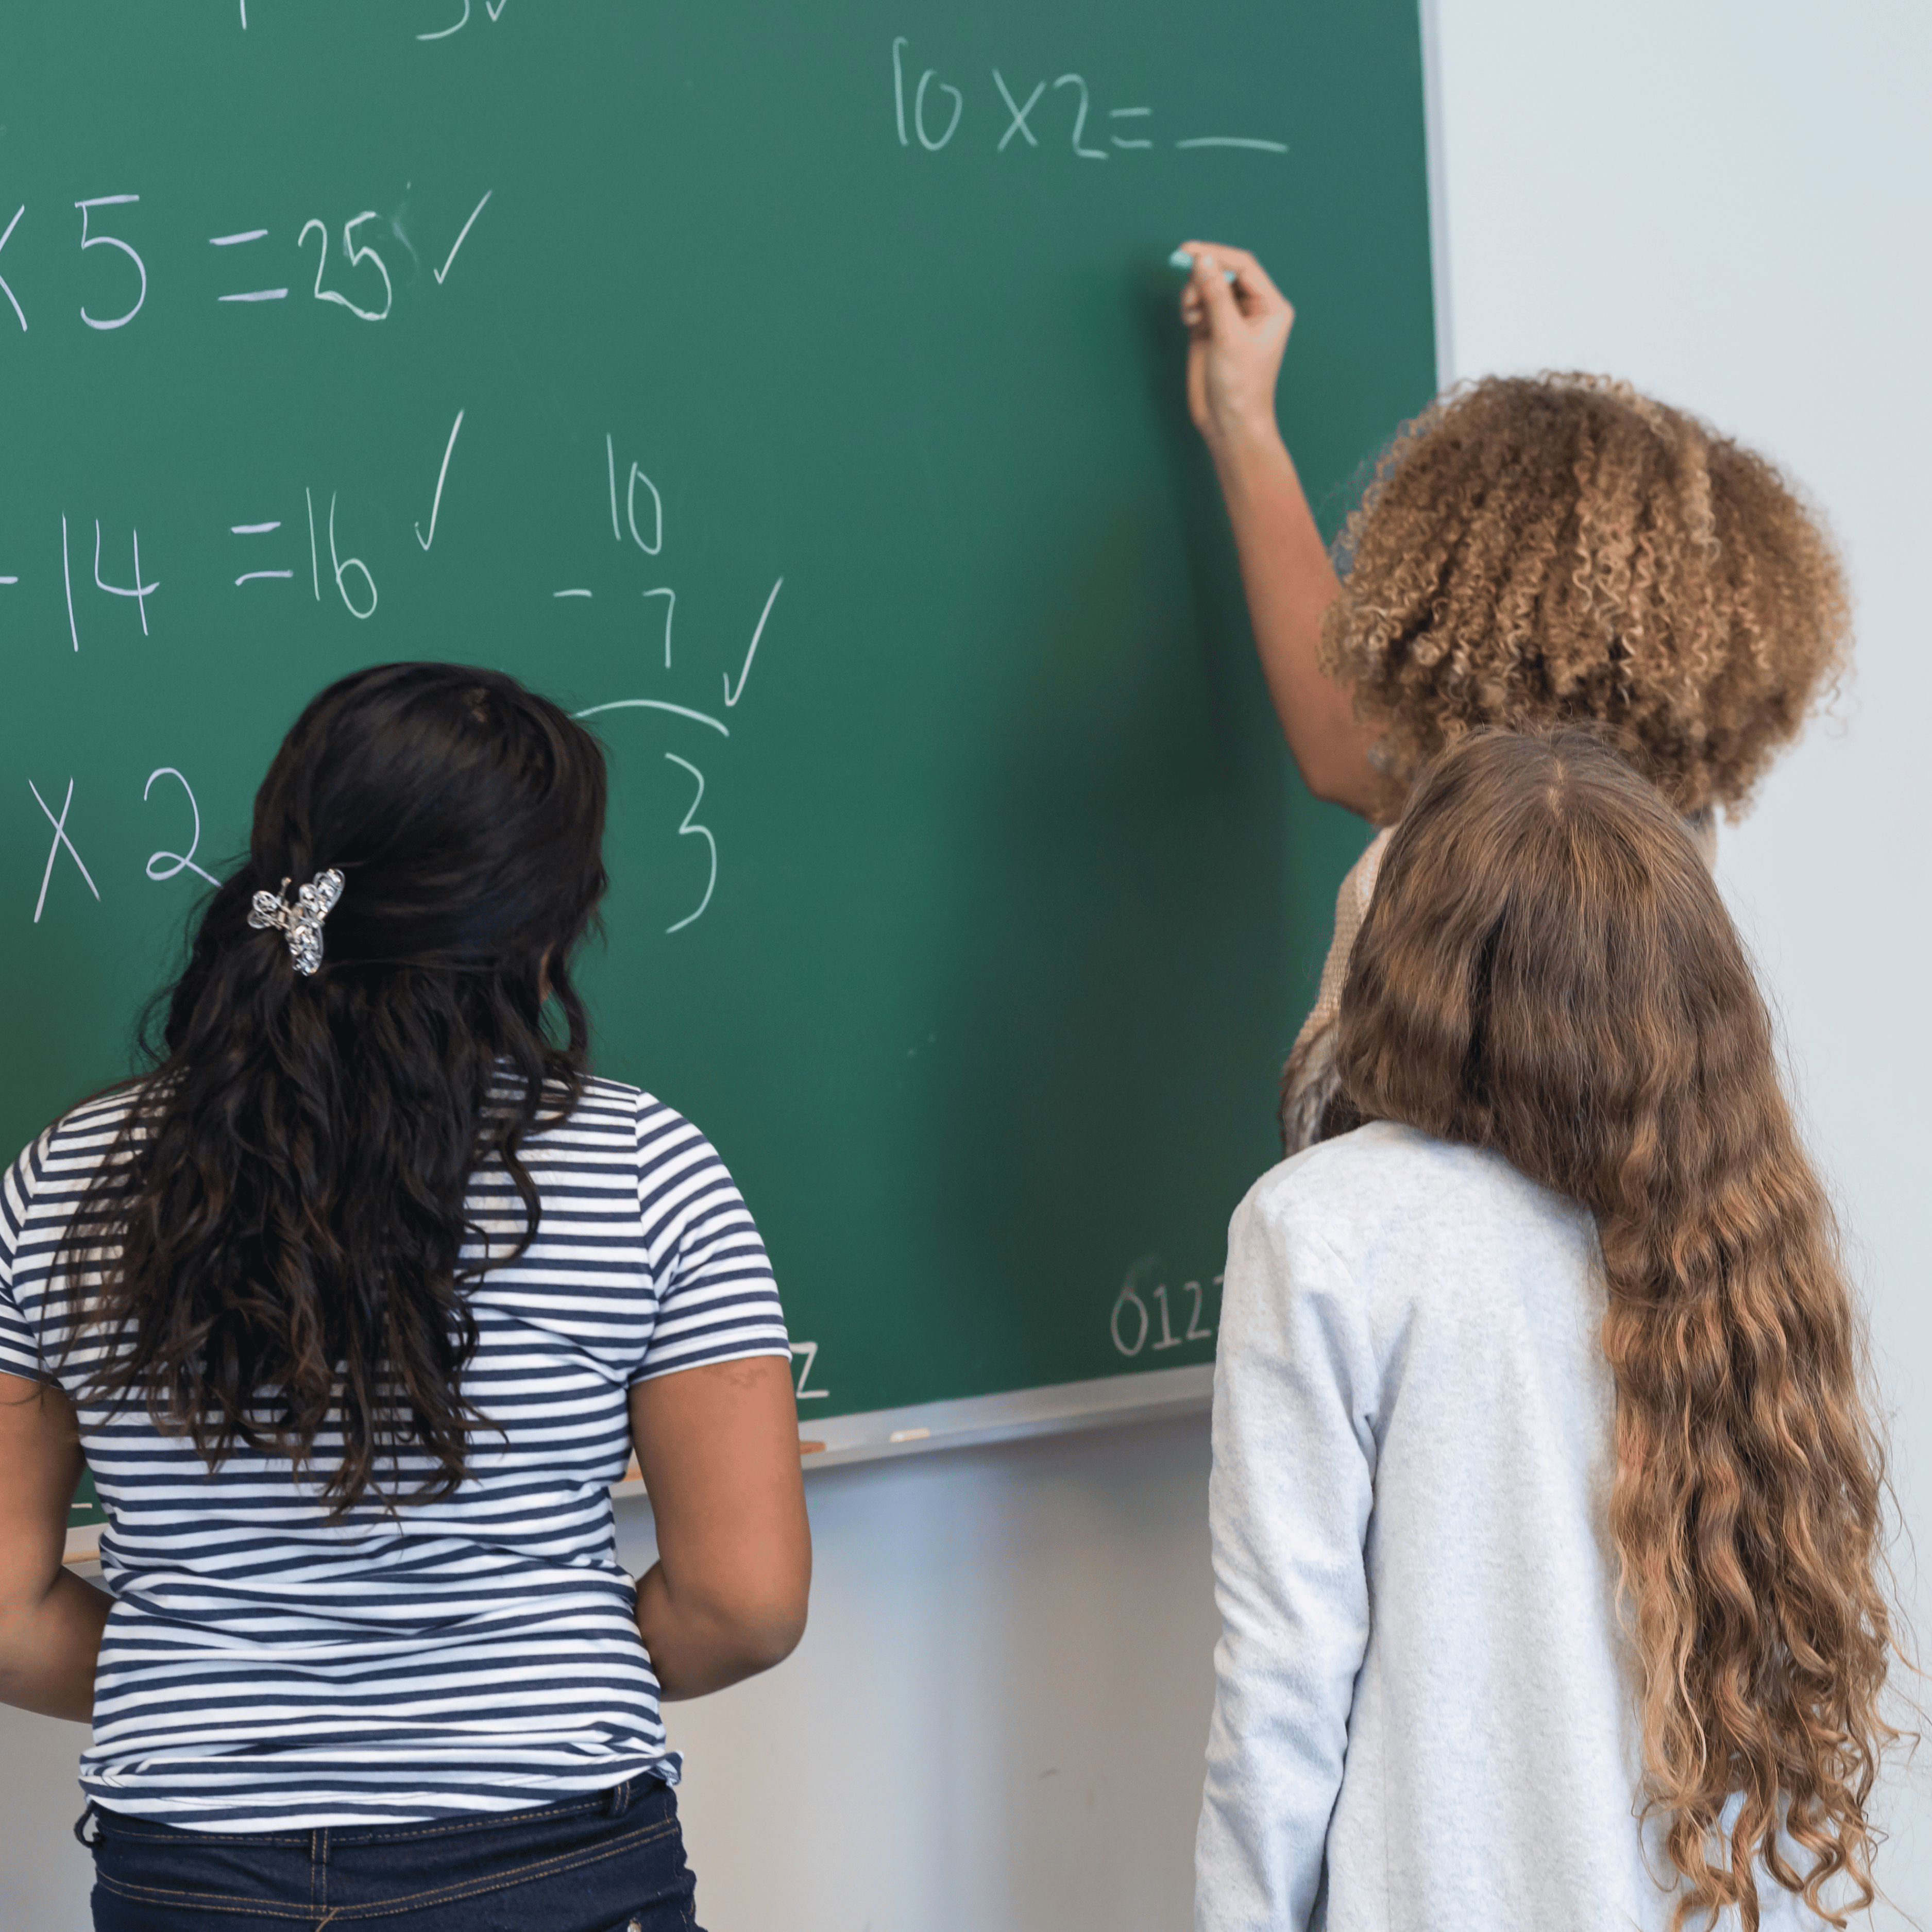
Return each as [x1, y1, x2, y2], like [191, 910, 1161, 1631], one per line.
[664, 754, 716, 934]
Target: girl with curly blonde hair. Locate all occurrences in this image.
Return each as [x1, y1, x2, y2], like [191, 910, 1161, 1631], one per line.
[1197, 728, 1895, 1931]
[1177, 243, 1850, 1148]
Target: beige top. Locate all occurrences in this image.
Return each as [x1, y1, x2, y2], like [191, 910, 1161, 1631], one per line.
[1279, 809, 1718, 1154]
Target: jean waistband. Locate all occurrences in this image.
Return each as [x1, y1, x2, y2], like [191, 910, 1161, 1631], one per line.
[76, 1776, 655, 1849]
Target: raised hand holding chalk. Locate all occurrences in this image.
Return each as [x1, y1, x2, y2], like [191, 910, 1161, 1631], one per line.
[1177, 240, 1295, 456]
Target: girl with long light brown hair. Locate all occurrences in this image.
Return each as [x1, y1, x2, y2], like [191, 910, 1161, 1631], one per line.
[1196, 729, 1896, 1931]
[1176, 244, 1851, 1151]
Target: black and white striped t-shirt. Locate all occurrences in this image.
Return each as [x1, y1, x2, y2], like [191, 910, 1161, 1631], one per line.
[0, 1076, 790, 1831]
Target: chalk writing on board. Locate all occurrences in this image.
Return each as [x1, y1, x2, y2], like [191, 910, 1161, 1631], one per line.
[211, 227, 287, 303]
[1054, 76, 1107, 160]
[0, 206, 26, 331]
[60, 518, 77, 650]
[418, 0, 469, 40]
[433, 190, 491, 285]
[892, 39, 961, 152]
[298, 213, 393, 322]
[892, 41, 1287, 160]
[722, 578, 784, 708]
[76, 195, 145, 331]
[644, 587, 675, 668]
[143, 768, 218, 887]
[94, 522, 158, 636]
[28, 779, 98, 924]
[416, 0, 509, 42]
[993, 72, 1042, 151]
[327, 493, 377, 618]
[231, 518, 293, 588]
[1110, 1272, 1218, 1356]
[790, 1341, 830, 1401]
[606, 435, 664, 556]
[1176, 137, 1289, 153]
[415, 410, 465, 550]
[574, 698, 728, 738]
[662, 754, 716, 934]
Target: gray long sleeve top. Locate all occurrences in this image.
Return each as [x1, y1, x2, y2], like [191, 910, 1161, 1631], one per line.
[1196, 1122, 1825, 1931]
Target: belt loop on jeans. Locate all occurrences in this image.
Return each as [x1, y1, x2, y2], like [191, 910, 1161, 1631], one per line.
[607, 1778, 631, 1818]
[74, 1801, 101, 1848]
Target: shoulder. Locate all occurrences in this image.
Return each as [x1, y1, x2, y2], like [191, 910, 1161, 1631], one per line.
[1237, 1121, 1596, 1297]
[7, 1086, 145, 1202]
[0, 1086, 145, 1284]
[526, 1077, 754, 1217]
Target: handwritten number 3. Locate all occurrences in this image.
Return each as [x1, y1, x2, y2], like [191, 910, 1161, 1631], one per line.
[143, 768, 218, 886]
[299, 214, 393, 321]
[664, 754, 716, 935]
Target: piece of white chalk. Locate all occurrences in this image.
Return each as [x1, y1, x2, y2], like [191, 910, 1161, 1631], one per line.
[1169, 248, 1240, 282]
[888, 1427, 931, 1444]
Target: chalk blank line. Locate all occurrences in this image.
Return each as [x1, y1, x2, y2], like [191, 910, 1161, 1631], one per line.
[1176, 136, 1287, 153]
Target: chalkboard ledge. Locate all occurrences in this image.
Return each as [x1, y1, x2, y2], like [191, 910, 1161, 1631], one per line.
[624, 1360, 1215, 1493]
[62, 1364, 1214, 1569]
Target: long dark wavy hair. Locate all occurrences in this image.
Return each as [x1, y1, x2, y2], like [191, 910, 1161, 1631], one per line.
[1329, 728, 1896, 1928]
[59, 662, 608, 1513]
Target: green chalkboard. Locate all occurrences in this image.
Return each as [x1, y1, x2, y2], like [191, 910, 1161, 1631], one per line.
[1, 2, 1431, 1425]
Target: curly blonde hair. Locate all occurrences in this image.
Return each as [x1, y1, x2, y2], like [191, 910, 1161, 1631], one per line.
[1319, 375, 1851, 819]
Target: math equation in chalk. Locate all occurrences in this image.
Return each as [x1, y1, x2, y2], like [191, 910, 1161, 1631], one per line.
[890, 38, 1287, 158]
[0, 188, 492, 338]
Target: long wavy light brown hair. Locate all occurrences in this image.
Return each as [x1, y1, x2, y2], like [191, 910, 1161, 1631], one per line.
[1319, 375, 1851, 821]
[1330, 728, 1896, 1929]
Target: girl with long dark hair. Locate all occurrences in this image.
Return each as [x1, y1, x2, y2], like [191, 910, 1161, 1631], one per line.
[1196, 730, 1897, 1930]
[0, 662, 810, 1930]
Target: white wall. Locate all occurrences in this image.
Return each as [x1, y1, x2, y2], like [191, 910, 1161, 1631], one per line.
[1429, 0, 1932, 1916]
[7, 4, 1928, 1926]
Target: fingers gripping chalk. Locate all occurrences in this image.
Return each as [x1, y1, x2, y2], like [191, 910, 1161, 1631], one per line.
[1170, 247, 1239, 283]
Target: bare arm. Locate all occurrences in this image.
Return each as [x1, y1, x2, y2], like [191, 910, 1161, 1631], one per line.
[0, 1372, 111, 1722]
[1180, 241, 1384, 820]
[628, 1354, 811, 1700]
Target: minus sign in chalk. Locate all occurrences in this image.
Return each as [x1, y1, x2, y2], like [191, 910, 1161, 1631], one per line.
[888, 1427, 931, 1444]
[0, 575, 17, 585]
[1168, 248, 1240, 282]
[800, 1440, 828, 1456]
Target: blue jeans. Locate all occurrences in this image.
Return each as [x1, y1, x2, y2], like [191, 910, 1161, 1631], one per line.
[80, 1778, 701, 1930]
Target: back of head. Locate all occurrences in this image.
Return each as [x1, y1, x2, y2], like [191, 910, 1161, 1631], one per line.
[67, 662, 609, 1513]
[1319, 375, 1851, 820]
[1333, 728, 1893, 1928]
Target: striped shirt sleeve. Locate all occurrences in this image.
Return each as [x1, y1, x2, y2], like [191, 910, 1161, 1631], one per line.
[632, 1093, 790, 1381]
[0, 1137, 48, 1380]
